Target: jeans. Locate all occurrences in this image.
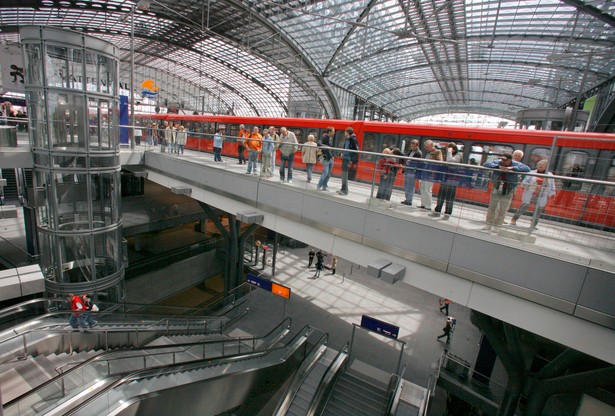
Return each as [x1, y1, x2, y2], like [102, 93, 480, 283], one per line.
[280, 154, 294, 180]
[177, 144, 184, 155]
[305, 163, 314, 181]
[83, 313, 97, 327]
[69, 314, 85, 329]
[247, 150, 258, 173]
[317, 158, 334, 189]
[403, 171, 416, 202]
[340, 159, 350, 193]
[214, 146, 222, 161]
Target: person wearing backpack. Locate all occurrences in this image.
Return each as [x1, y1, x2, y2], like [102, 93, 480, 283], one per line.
[82, 294, 98, 328]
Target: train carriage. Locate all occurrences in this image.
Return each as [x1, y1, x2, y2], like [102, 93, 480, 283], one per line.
[142, 113, 615, 230]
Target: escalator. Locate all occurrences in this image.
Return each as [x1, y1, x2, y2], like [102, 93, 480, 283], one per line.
[3, 318, 294, 416]
[50, 325, 322, 415]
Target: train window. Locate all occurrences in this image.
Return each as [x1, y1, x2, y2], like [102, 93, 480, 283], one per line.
[287, 127, 304, 143]
[400, 136, 420, 154]
[226, 124, 240, 139]
[433, 140, 464, 155]
[528, 147, 551, 169]
[561, 151, 588, 176]
[469, 144, 514, 165]
[361, 133, 378, 162]
[382, 135, 398, 151]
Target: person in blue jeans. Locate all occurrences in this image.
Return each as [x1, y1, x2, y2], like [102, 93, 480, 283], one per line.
[317, 127, 335, 191]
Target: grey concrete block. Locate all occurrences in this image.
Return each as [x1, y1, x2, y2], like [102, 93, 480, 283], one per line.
[0, 205, 18, 219]
[367, 258, 392, 278]
[381, 263, 406, 284]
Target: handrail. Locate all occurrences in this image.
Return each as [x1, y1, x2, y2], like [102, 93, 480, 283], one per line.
[272, 331, 329, 416]
[383, 364, 406, 416]
[63, 324, 313, 416]
[306, 342, 350, 416]
[4, 317, 292, 410]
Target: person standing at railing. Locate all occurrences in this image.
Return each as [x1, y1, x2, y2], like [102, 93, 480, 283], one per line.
[176, 125, 187, 156]
[337, 127, 359, 196]
[278, 127, 299, 184]
[213, 127, 224, 162]
[67, 293, 86, 332]
[510, 159, 556, 229]
[260, 128, 275, 178]
[134, 121, 142, 145]
[401, 139, 423, 206]
[302, 134, 318, 184]
[482, 153, 530, 230]
[419, 140, 443, 210]
[269, 126, 280, 175]
[317, 126, 335, 191]
[245, 126, 262, 175]
[430, 143, 462, 220]
[237, 124, 249, 165]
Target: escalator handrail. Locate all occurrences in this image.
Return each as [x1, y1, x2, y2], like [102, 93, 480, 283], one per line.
[4, 316, 292, 409]
[272, 331, 329, 416]
[383, 364, 407, 416]
[63, 325, 314, 416]
[0, 311, 231, 350]
[306, 342, 350, 416]
[0, 283, 251, 322]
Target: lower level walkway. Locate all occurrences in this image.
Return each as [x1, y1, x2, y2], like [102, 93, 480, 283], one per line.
[225, 245, 483, 389]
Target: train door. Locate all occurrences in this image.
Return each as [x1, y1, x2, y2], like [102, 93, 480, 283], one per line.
[580, 152, 615, 229]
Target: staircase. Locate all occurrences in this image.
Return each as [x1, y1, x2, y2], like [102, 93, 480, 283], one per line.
[322, 373, 388, 416]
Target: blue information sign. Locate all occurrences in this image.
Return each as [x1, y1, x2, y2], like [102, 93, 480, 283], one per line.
[246, 274, 272, 291]
[360, 315, 400, 340]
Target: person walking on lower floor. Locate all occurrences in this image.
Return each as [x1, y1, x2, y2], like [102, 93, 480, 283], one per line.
[483, 153, 530, 230]
[510, 159, 556, 229]
[308, 248, 315, 268]
[437, 319, 452, 343]
[439, 298, 451, 315]
[419, 140, 443, 209]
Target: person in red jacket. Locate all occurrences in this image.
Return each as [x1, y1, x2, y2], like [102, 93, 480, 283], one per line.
[67, 293, 85, 331]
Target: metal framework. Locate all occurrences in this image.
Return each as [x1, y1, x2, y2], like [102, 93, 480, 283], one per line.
[1, 0, 614, 121]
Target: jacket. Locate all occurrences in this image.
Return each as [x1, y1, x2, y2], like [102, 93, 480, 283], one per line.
[483, 159, 531, 194]
[301, 141, 318, 164]
[213, 132, 224, 149]
[342, 134, 359, 163]
[279, 131, 298, 156]
[245, 132, 262, 151]
[318, 134, 334, 161]
[262, 134, 275, 154]
[520, 170, 556, 207]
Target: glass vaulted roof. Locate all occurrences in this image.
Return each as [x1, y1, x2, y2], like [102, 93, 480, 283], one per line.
[1, 0, 614, 121]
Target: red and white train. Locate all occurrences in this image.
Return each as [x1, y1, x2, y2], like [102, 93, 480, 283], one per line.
[142, 114, 615, 229]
